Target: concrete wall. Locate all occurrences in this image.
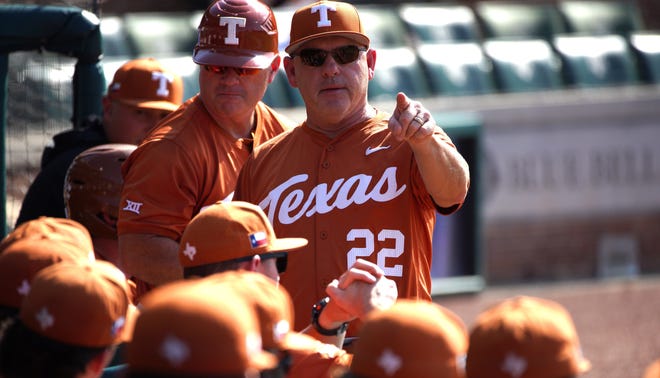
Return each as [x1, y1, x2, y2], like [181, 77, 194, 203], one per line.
[430, 85, 660, 284]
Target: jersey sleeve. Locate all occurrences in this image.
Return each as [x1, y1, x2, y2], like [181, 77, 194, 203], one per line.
[412, 127, 464, 216]
[117, 139, 199, 241]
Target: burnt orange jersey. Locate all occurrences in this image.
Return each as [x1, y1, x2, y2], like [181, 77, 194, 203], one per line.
[118, 95, 294, 241]
[234, 111, 461, 334]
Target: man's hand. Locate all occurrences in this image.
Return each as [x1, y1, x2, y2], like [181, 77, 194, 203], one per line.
[388, 92, 435, 143]
[324, 259, 398, 323]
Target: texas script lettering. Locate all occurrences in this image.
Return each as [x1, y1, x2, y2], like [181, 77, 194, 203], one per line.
[259, 167, 407, 225]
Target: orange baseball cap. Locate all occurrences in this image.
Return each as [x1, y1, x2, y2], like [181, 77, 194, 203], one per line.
[19, 260, 136, 347]
[350, 299, 468, 378]
[106, 58, 183, 112]
[1, 216, 94, 260]
[178, 201, 307, 268]
[127, 279, 278, 375]
[0, 238, 95, 309]
[466, 295, 591, 378]
[201, 270, 294, 350]
[200, 271, 352, 377]
[286, 0, 370, 55]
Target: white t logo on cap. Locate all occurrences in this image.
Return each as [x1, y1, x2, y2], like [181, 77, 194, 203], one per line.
[220, 17, 246, 45]
[152, 71, 174, 97]
[312, 4, 337, 28]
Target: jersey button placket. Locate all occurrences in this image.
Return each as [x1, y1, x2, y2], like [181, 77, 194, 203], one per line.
[317, 144, 334, 299]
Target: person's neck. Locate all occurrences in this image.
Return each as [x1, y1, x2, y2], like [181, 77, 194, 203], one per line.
[306, 105, 376, 139]
[216, 113, 256, 140]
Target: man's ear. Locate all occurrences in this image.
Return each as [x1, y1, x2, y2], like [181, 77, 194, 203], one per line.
[238, 255, 261, 273]
[366, 48, 376, 80]
[283, 56, 298, 88]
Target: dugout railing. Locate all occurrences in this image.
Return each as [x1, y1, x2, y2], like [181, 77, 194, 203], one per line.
[0, 5, 106, 236]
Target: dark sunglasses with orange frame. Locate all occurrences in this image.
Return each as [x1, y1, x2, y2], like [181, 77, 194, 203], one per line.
[203, 65, 262, 76]
[291, 45, 367, 67]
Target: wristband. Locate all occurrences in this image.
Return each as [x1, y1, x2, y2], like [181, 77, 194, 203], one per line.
[311, 297, 349, 336]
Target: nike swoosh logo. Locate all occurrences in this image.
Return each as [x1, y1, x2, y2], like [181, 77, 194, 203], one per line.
[365, 145, 391, 156]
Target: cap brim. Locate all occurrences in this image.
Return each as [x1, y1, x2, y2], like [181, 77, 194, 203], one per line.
[193, 49, 277, 69]
[285, 32, 370, 55]
[268, 237, 308, 254]
[117, 99, 180, 112]
[119, 304, 140, 344]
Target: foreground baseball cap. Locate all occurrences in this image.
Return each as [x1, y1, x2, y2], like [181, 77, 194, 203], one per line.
[0, 238, 94, 310]
[286, 0, 370, 55]
[1, 216, 94, 259]
[350, 299, 468, 378]
[19, 260, 135, 347]
[466, 295, 591, 378]
[193, 0, 279, 69]
[106, 58, 183, 112]
[178, 201, 307, 269]
[201, 270, 294, 350]
[127, 279, 277, 375]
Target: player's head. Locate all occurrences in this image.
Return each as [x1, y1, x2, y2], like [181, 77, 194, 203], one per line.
[345, 299, 468, 378]
[200, 270, 325, 376]
[283, 1, 373, 121]
[201, 270, 294, 350]
[125, 279, 277, 378]
[64, 144, 136, 240]
[0, 237, 95, 321]
[178, 201, 307, 282]
[285, 0, 370, 56]
[0, 260, 136, 378]
[103, 58, 183, 145]
[193, 0, 279, 69]
[466, 295, 591, 378]
[106, 58, 183, 112]
[0, 216, 94, 258]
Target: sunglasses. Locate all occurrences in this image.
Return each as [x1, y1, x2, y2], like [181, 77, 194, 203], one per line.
[203, 65, 261, 76]
[234, 251, 288, 273]
[293, 45, 367, 67]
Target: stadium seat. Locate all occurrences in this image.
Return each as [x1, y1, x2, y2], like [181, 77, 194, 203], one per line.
[475, 2, 566, 42]
[558, 0, 644, 36]
[368, 47, 431, 102]
[482, 39, 563, 93]
[100, 16, 135, 58]
[356, 5, 411, 48]
[398, 4, 480, 44]
[122, 12, 199, 57]
[553, 34, 639, 88]
[416, 42, 495, 96]
[629, 32, 660, 84]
